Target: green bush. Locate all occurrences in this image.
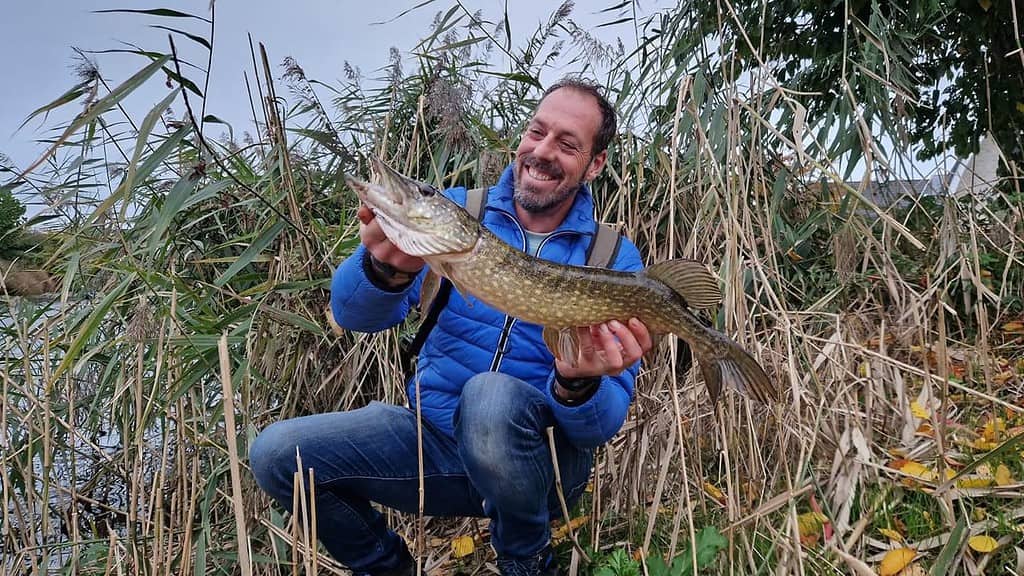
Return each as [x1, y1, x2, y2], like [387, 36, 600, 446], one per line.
[0, 186, 26, 254]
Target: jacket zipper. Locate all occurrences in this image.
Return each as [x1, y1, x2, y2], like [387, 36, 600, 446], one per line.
[488, 209, 576, 372]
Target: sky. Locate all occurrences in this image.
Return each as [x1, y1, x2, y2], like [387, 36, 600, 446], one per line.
[0, 0, 668, 174]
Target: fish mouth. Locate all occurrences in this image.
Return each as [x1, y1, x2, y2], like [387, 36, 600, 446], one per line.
[344, 157, 426, 210]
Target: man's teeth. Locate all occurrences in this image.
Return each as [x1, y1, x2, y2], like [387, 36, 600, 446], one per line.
[527, 166, 555, 181]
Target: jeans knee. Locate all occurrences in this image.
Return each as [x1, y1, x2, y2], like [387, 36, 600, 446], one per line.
[249, 420, 296, 496]
[456, 373, 549, 476]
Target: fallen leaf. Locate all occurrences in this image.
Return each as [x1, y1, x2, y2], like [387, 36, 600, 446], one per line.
[983, 418, 1006, 442]
[968, 534, 999, 553]
[703, 482, 726, 504]
[879, 527, 904, 542]
[996, 464, 1013, 486]
[899, 563, 928, 576]
[957, 475, 995, 489]
[797, 511, 829, 546]
[910, 401, 930, 419]
[551, 515, 589, 541]
[1001, 321, 1024, 333]
[878, 548, 916, 576]
[892, 460, 937, 482]
[970, 438, 999, 451]
[451, 535, 475, 558]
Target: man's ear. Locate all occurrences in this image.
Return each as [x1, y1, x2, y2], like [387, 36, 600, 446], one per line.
[584, 150, 607, 182]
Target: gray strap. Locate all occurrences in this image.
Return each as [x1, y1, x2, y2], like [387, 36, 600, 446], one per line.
[586, 222, 622, 268]
[465, 187, 488, 220]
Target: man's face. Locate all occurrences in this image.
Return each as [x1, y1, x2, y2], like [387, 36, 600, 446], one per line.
[514, 88, 607, 214]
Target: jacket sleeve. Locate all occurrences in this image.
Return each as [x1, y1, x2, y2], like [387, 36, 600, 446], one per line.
[544, 237, 645, 448]
[330, 244, 424, 333]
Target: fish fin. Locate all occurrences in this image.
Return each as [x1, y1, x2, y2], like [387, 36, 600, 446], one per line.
[696, 338, 778, 405]
[641, 333, 665, 366]
[433, 262, 473, 307]
[542, 326, 580, 367]
[698, 358, 724, 405]
[643, 259, 722, 309]
[419, 268, 441, 314]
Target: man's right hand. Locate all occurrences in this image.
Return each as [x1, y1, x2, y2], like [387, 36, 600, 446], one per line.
[358, 205, 424, 281]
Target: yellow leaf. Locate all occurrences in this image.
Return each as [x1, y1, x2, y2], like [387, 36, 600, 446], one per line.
[1016, 102, 1024, 114]
[797, 511, 828, 546]
[978, 0, 992, 11]
[1002, 320, 1024, 333]
[900, 564, 928, 576]
[971, 438, 999, 451]
[995, 464, 1013, 486]
[551, 515, 589, 541]
[910, 400, 930, 419]
[968, 534, 999, 553]
[878, 548, 916, 576]
[879, 527, 904, 542]
[451, 535, 475, 558]
[983, 418, 1006, 442]
[957, 475, 994, 488]
[703, 482, 726, 504]
[896, 460, 937, 482]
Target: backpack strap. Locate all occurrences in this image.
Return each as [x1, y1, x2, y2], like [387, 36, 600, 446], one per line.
[585, 222, 622, 268]
[464, 186, 488, 220]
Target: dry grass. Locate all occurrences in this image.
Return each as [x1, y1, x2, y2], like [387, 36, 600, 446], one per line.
[2, 2, 1023, 575]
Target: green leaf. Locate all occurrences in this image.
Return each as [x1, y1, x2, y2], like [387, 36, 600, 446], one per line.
[88, 124, 191, 228]
[52, 273, 136, 382]
[93, 8, 211, 22]
[145, 175, 198, 256]
[150, 24, 212, 50]
[931, 515, 966, 576]
[214, 221, 286, 287]
[19, 55, 171, 179]
[18, 79, 93, 131]
[124, 87, 181, 196]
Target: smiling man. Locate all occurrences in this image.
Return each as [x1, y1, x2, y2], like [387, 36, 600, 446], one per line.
[250, 78, 653, 576]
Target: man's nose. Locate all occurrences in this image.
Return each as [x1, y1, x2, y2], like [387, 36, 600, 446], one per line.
[532, 134, 557, 160]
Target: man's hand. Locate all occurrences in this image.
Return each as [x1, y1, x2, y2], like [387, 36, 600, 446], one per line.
[358, 205, 424, 282]
[555, 318, 653, 380]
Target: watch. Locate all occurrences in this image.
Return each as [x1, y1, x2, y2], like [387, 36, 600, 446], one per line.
[366, 252, 418, 286]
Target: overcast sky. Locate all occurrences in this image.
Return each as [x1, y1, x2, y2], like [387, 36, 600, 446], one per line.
[1, 1, 669, 173]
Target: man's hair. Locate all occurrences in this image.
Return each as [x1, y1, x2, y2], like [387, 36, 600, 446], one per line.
[539, 77, 617, 156]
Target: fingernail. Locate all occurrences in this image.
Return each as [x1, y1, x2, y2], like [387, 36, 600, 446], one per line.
[600, 323, 610, 334]
[609, 320, 622, 331]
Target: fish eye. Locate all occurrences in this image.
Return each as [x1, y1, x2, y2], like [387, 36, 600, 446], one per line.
[418, 184, 438, 197]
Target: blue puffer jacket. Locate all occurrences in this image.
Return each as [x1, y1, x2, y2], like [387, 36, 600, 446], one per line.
[330, 164, 644, 448]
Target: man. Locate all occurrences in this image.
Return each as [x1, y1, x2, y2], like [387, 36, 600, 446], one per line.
[250, 78, 653, 576]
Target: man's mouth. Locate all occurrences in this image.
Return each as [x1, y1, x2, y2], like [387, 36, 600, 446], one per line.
[526, 165, 556, 181]
[521, 157, 563, 183]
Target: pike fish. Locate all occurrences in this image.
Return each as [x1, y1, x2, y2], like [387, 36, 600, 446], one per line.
[345, 157, 778, 404]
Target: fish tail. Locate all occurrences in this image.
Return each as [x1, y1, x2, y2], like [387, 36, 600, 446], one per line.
[695, 333, 778, 405]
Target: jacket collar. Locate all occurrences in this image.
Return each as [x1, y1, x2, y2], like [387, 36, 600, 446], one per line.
[490, 163, 598, 236]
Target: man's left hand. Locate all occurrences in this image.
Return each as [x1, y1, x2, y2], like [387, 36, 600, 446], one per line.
[555, 317, 653, 379]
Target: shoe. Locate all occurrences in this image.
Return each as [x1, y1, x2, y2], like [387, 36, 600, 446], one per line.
[496, 546, 558, 576]
[361, 544, 415, 576]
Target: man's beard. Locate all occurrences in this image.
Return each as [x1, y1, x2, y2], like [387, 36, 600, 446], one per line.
[514, 155, 584, 214]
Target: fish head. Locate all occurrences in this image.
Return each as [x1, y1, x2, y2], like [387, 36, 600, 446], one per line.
[345, 157, 480, 257]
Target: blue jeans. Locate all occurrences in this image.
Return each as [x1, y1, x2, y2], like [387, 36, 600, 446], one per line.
[249, 372, 594, 573]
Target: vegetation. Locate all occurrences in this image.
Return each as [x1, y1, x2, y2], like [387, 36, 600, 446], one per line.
[1, 1, 1022, 575]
